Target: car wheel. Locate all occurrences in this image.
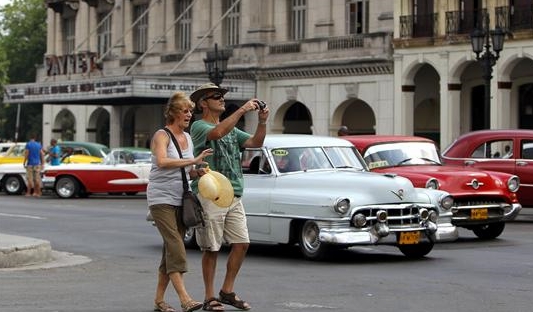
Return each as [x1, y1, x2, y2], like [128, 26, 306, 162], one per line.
[298, 220, 328, 260]
[183, 228, 198, 249]
[4, 175, 25, 195]
[472, 222, 505, 239]
[55, 176, 79, 199]
[398, 242, 434, 258]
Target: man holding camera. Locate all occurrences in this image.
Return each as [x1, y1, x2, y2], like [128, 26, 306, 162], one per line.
[190, 83, 269, 311]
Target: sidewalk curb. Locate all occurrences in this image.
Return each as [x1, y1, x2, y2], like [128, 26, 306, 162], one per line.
[0, 234, 53, 268]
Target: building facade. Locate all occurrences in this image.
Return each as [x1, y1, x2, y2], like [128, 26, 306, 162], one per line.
[4, 0, 532, 150]
[3, 0, 395, 148]
[394, 0, 533, 147]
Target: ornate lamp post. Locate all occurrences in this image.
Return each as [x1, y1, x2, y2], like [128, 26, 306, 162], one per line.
[470, 12, 505, 129]
[203, 43, 231, 87]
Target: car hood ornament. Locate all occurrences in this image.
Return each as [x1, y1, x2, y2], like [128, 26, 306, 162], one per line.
[466, 179, 484, 190]
[390, 189, 404, 200]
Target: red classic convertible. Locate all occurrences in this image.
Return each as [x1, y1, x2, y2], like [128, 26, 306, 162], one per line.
[343, 135, 521, 239]
[442, 129, 533, 207]
[42, 148, 151, 198]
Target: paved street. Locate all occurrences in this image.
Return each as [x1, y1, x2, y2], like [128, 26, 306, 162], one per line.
[1, 194, 532, 312]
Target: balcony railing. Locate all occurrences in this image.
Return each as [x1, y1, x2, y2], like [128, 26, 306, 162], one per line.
[445, 9, 485, 35]
[400, 13, 438, 38]
[496, 5, 533, 31]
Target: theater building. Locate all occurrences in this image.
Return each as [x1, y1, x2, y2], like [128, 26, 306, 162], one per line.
[2, 0, 394, 148]
[4, 1, 532, 150]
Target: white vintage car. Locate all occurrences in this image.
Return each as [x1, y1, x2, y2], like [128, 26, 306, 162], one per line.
[167, 135, 458, 260]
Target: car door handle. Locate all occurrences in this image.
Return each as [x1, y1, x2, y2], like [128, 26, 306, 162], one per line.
[517, 161, 528, 166]
[464, 160, 476, 166]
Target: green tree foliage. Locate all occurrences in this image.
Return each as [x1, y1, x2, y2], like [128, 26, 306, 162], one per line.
[0, 0, 46, 142]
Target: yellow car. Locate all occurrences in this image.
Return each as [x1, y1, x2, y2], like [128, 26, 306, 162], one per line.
[0, 141, 108, 165]
[0, 143, 26, 164]
[62, 154, 103, 164]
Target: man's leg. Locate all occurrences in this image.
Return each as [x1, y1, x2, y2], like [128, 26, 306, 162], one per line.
[34, 165, 42, 196]
[202, 250, 218, 300]
[25, 167, 34, 196]
[221, 243, 249, 293]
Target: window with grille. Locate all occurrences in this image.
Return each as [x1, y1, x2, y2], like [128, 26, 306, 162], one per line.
[97, 12, 112, 57]
[290, 0, 307, 40]
[223, 0, 240, 45]
[175, 0, 192, 51]
[346, 0, 369, 34]
[133, 3, 149, 53]
[63, 17, 76, 54]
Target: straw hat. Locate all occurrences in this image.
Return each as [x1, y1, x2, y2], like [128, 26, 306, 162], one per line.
[190, 83, 228, 103]
[198, 168, 234, 208]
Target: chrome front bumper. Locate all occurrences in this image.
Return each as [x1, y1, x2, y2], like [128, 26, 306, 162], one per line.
[451, 203, 522, 224]
[318, 221, 438, 246]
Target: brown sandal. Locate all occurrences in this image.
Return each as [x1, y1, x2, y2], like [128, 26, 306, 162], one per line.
[202, 297, 225, 311]
[154, 301, 177, 312]
[218, 291, 251, 311]
[181, 300, 203, 312]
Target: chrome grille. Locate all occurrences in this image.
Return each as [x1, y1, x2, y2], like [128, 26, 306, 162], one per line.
[353, 204, 434, 228]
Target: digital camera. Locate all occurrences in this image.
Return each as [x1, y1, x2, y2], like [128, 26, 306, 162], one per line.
[254, 100, 267, 111]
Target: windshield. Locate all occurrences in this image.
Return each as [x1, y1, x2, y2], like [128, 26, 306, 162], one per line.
[271, 146, 366, 173]
[364, 142, 441, 169]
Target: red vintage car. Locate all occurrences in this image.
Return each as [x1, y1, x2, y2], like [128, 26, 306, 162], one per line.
[343, 135, 521, 239]
[442, 129, 533, 207]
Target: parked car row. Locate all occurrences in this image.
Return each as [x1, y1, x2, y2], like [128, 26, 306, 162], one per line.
[0, 142, 124, 196]
[343, 135, 522, 240]
[4, 131, 532, 261]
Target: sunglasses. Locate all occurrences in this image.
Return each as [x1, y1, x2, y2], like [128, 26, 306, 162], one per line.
[204, 93, 224, 101]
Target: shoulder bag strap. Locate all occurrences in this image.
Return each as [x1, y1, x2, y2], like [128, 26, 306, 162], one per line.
[163, 128, 189, 192]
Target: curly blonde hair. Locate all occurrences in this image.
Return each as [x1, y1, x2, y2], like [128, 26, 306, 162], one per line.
[164, 91, 195, 124]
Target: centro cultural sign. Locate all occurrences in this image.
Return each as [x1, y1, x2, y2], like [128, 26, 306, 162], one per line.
[3, 76, 255, 104]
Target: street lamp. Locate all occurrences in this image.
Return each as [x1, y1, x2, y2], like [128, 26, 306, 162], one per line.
[203, 43, 231, 87]
[470, 12, 505, 129]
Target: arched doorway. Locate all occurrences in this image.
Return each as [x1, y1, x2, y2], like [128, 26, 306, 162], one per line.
[519, 83, 533, 129]
[282, 102, 312, 134]
[413, 64, 440, 142]
[339, 99, 375, 134]
[53, 109, 76, 141]
[471, 85, 486, 130]
[414, 98, 439, 143]
[88, 108, 110, 146]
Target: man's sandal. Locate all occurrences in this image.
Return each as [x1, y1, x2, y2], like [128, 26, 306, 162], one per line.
[218, 291, 251, 311]
[202, 297, 225, 311]
[154, 301, 177, 312]
[181, 300, 203, 312]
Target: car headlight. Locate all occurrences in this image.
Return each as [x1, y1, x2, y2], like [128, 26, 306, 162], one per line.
[419, 208, 429, 220]
[334, 198, 350, 214]
[507, 176, 520, 193]
[425, 178, 439, 190]
[440, 195, 454, 210]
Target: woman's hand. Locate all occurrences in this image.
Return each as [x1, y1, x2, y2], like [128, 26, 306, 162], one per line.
[194, 148, 213, 165]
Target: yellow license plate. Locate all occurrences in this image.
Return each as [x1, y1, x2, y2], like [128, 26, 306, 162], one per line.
[471, 208, 488, 220]
[398, 231, 420, 245]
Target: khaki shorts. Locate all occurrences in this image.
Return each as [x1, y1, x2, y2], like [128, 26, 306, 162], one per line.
[26, 165, 42, 184]
[196, 194, 250, 252]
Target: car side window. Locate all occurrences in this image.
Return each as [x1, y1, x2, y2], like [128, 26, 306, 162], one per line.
[471, 140, 512, 159]
[241, 149, 263, 174]
[521, 140, 533, 159]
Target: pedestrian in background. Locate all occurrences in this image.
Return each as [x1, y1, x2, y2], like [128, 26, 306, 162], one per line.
[190, 83, 269, 311]
[23, 134, 45, 197]
[147, 91, 213, 312]
[48, 138, 61, 166]
[337, 125, 349, 136]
